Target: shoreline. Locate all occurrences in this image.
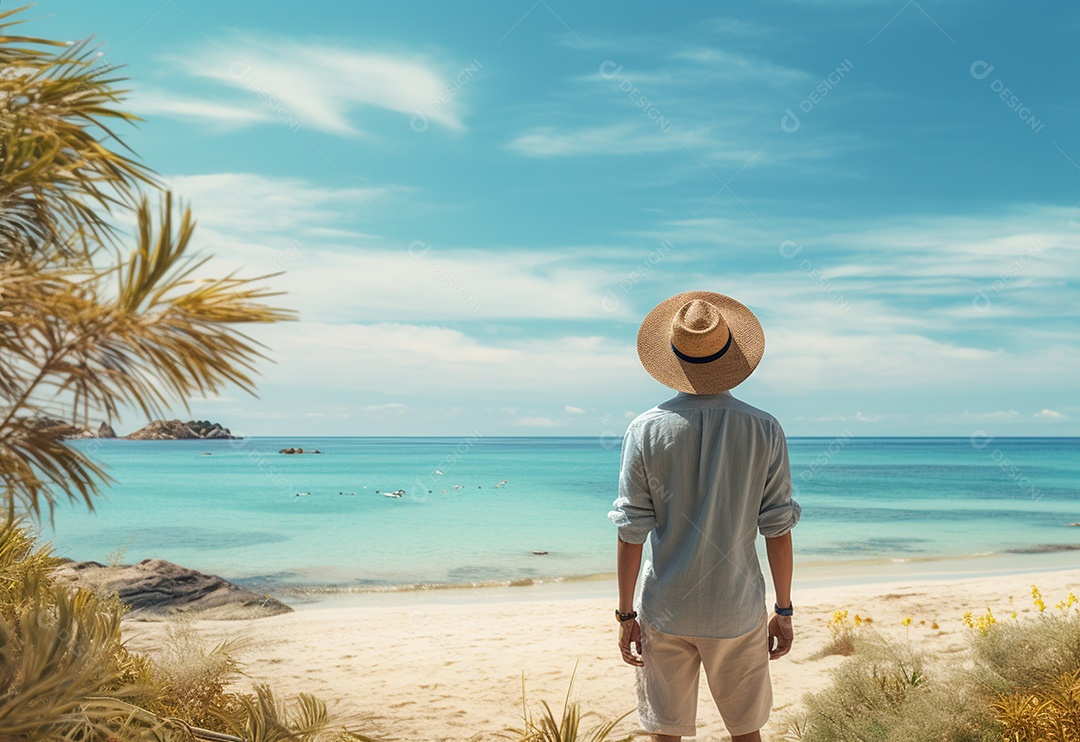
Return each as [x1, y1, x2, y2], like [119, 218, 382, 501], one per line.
[247, 547, 1080, 610]
[121, 565, 1080, 741]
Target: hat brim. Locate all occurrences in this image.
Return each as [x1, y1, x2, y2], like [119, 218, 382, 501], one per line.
[637, 291, 765, 394]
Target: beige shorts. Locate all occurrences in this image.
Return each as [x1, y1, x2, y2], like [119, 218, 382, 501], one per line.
[635, 611, 771, 737]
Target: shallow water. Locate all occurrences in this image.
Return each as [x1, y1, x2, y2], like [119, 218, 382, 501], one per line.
[40, 436, 1080, 591]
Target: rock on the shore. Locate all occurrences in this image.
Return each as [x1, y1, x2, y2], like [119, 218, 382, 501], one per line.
[53, 558, 292, 620]
[97, 421, 117, 438]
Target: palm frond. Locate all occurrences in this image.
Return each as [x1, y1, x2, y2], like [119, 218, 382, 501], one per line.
[0, 192, 295, 523]
[0, 8, 156, 261]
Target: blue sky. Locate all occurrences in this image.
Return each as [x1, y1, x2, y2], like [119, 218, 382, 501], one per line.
[33, 1, 1080, 436]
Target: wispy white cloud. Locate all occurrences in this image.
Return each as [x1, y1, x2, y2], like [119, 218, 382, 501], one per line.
[146, 166, 1077, 435]
[1035, 408, 1066, 419]
[507, 123, 677, 158]
[144, 34, 473, 135]
[130, 88, 272, 127]
[362, 403, 408, 412]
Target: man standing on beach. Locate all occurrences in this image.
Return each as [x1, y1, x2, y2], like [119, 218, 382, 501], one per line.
[609, 291, 800, 741]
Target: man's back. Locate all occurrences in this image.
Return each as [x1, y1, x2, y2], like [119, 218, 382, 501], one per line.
[610, 390, 800, 638]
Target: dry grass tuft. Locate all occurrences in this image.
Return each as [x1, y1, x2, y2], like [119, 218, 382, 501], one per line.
[498, 668, 637, 742]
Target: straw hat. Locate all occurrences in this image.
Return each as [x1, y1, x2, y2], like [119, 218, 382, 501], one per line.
[637, 291, 765, 394]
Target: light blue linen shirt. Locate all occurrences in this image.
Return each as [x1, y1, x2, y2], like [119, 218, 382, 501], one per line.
[608, 391, 800, 638]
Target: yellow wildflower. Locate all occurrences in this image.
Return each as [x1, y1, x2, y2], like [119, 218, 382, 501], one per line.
[853, 614, 863, 627]
[902, 616, 912, 627]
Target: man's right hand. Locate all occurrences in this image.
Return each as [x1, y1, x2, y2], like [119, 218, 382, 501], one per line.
[768, 614, 793, 659]
[619, 618, 644, 666]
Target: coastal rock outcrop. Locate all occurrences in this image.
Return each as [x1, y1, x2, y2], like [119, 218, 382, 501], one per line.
[52, 558, 292, 620]
[97, 421, 117, 438]
[279, 447, 322, 454]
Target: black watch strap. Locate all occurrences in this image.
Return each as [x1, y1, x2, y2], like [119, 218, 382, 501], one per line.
[616, 609, 638, 622]
[774, 603, 794, 617]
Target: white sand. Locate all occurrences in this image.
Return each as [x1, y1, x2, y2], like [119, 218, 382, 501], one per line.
[122, 568, 1080, 741]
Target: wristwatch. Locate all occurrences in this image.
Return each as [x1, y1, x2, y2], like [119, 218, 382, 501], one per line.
[615, 609, 638, 622]
[774, 603, 794, 617]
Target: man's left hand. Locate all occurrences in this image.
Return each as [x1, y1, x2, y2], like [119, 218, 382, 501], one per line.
[768, 613, 793, 659]
[618, 618, 644, 666]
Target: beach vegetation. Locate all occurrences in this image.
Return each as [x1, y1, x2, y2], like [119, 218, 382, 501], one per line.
[786, 589, 1080, 741]
[0, 8, 387, 740]
[500, 670, 637, 741]
[1, 519, 382, 740]
[0, 6, 294, 525]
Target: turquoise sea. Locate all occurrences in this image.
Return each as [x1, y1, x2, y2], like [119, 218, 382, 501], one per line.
[40, 436, 1080, 596]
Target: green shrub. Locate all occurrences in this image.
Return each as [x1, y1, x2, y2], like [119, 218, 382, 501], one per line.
[972, 596, 1080, 693]
[784, 632, 1000, 742]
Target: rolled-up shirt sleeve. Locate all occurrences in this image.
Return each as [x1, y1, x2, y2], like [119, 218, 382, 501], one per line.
[608, 424, 655, 544]
[758, 421, 801, 537]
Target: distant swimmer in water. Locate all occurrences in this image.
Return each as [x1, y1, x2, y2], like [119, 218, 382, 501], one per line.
[295, 492, 311, 497]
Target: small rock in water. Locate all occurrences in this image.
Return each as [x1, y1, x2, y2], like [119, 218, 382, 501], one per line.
[532, 550, 549, 555]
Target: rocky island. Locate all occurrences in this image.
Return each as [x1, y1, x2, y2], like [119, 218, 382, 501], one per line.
[31, 417, 239, 440]
[123, 419, 239, 440]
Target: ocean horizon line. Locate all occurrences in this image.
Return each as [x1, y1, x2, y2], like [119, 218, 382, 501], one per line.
[108, 434, 1080, 440]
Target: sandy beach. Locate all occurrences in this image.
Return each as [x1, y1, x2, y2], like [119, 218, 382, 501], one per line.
[121, 566, 1080, 741]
